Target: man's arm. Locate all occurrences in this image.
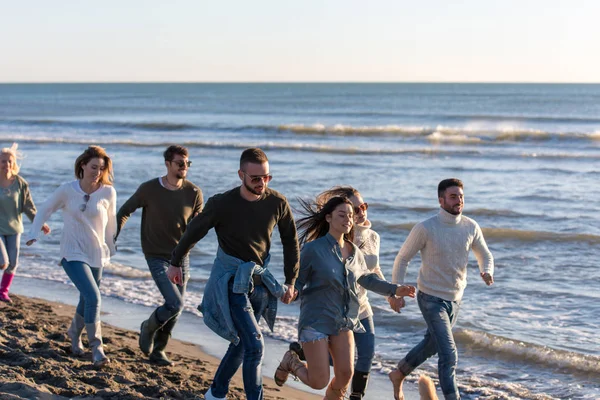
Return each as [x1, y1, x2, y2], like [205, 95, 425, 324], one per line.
[170, 196, 216, 268]
[190, 188, 204, 221]
[471, 222, 494, 286]
[391, 223, 427, 284]
[116, 185, 145, 239]
[278, 199, 300, 286]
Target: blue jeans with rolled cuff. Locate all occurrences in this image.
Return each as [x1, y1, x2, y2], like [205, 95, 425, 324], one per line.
[397, 291, 461, 400]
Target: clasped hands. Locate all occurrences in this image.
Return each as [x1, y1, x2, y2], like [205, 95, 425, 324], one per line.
[388, 284, 416, 313]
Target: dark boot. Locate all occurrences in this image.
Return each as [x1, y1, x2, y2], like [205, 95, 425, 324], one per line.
[349, 370, 370, 400]
[139, 309, 163, 355]
[149, 316, 177, 366]
[289, 341, 306, 361]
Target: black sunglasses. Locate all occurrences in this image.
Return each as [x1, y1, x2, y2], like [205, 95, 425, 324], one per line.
[170, 160, 192, 168]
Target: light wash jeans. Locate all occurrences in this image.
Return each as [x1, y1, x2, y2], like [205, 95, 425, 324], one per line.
[397, 291, 461, 400]
[146, 256, 189, 324]
[354, 315, 375, 372]
[0, 234, 20, 274]
[210, 279, 269, 400]
[61, 259, 102, 324]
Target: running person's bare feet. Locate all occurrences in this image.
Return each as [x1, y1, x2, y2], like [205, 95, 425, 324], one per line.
[389, 368, 406, 400]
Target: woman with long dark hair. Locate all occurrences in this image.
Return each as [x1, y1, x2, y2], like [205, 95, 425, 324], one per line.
[315, 186, 395, 399]
[274, 196, 415, 399]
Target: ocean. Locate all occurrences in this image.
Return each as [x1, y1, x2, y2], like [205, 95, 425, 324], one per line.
[0, 83, 598, 399]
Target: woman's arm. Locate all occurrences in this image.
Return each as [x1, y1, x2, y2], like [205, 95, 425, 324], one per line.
[25, 184, 67, 245]
[105, 187, 118, 256]
[292, 245, 313, 300]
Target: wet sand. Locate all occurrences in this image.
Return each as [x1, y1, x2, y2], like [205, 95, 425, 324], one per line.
[0, 295, 320, 399]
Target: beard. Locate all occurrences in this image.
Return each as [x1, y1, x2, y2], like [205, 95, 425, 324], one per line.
[244, 180, 264, 196]
[442, 202, 462, 216]
[176, 171, 187, 180]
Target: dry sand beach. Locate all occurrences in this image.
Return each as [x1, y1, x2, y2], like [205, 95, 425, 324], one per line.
[0, 296, 321, 400]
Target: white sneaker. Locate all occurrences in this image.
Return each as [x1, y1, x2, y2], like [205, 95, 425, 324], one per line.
[205, 387, 226, 400]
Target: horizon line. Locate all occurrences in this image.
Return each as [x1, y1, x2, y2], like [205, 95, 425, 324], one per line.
[1, 81, 600, 85]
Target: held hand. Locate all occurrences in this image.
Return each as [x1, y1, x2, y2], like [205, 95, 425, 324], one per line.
[388, 296, 405, 313]
[395, 284, 416, 298]
[167, 264, 183, 286]
[280, 285, 296, 304]
[26, 239, 36, 246]
[41, 224, 51, 235]
[481, 272, 494, 286]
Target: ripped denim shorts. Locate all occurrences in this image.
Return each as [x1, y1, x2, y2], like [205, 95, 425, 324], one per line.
[299, 326, 351, 343]
[299, 326, 329, 343]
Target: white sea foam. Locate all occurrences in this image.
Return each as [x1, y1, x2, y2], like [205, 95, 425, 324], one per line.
[455, 329, 600, 374]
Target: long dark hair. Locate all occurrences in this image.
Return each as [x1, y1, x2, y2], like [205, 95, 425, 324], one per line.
[315, 186, 359, 209]
[297, 196, 354, 247]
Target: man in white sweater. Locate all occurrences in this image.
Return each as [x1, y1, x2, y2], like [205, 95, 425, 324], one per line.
[389, 178, 494, 400]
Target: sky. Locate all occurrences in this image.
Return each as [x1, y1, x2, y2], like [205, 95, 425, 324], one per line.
[1, 0, 599, 83]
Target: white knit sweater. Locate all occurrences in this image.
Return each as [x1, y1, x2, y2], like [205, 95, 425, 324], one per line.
[26, 181, 117, 269]
[392, 208, 494, 302]
[354, 220, 386, 320]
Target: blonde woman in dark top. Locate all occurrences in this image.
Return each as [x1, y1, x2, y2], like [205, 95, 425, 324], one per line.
[0, 143, 50, 303]
[274, 196, 415, 400]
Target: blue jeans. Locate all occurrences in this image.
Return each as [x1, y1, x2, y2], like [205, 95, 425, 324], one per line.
[211, 280, 269, 400]
[398, 291, 461, 400]
[146, 257, 189, 324]
[354, 315, 375, 372]
[61, 259, 102, 324]
[0, 234, 20, 274]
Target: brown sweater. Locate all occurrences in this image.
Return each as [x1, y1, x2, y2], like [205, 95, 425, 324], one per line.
[170, 186, 299, 286]
[116, 178, 203, 260]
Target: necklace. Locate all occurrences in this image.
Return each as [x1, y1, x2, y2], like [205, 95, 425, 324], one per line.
[164, 176, 182, 189]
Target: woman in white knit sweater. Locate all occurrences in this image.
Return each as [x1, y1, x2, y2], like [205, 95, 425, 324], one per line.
[314, 186, 398, 400]
[26, 146, 117, 368]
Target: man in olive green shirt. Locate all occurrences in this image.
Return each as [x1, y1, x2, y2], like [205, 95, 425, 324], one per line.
[116, 145, 202, 365]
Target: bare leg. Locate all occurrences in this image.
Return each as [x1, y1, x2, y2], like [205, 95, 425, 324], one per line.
[389, 369, 406, 400]
[299, 338, 331, 389]
[328, 330, 354, 398]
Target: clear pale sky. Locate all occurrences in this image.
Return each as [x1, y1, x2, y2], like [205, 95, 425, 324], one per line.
[1, 0, 598, 83]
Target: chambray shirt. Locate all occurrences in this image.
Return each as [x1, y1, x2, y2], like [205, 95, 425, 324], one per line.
[295, 234, 398, 336]
[199, 247, 286, 345]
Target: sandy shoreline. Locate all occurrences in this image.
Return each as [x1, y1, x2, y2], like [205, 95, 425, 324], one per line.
[0, 295, 321, 400]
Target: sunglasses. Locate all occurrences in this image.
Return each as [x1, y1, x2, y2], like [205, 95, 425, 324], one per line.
[170, 160, 192, 168]
[354, 203, 369, 214]
[80, 194, 90, 212]
[242, 171, 273, 184]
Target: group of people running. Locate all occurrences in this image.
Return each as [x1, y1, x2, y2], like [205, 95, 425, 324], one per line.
[0, 143, 494, 400]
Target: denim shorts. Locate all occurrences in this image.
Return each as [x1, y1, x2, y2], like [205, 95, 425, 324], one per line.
[299, 326, 352, 343]
[299, 326, 329, 343]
